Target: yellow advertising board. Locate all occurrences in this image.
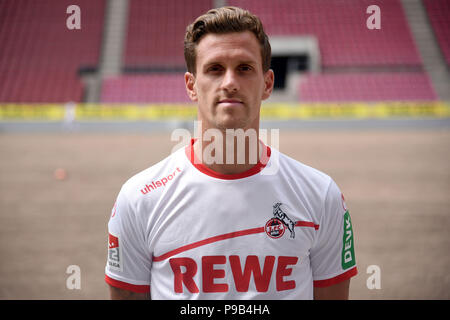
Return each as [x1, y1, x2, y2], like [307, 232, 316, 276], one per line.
[0, 102, 449, 121]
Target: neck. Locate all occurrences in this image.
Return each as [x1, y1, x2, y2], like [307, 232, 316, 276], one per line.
[193, 127, 264, 175]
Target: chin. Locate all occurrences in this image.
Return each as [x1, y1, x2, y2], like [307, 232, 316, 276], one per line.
[216, 117, 249, 131]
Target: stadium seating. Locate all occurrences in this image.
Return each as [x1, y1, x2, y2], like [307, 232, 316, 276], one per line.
[298, 72, 437, 102]
[0, 0, 105, 102]
[101, 74, 191, 103]
[229, 0, 422, 67]
[423, 0, 450, 65]
[124, 0, 212, 69]
[0, 72, 83, 104]
[0, 0, 445, 105]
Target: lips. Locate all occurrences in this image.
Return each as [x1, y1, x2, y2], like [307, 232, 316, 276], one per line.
[219, 99, 241, 103]
[217, 99, 243, 107]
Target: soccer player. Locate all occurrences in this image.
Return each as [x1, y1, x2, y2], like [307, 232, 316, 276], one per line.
[105, 6, 357, 300]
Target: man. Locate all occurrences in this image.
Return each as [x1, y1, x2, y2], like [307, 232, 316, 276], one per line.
[105, 6, 357, 300]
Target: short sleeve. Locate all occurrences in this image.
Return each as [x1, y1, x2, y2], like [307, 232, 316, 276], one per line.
[105, 186, 152, 293]
[310, 179, 357, 287]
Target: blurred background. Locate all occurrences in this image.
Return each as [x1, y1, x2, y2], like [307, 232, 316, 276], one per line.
[0, 0, 449, 299]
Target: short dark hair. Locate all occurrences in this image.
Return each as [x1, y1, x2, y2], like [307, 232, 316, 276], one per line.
[184, 6, 271, 74]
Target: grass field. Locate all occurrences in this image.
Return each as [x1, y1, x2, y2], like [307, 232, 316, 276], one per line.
[0, 128, 449, 299]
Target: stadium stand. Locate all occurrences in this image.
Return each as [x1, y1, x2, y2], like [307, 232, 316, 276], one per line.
[423, 0, 450, 65]
[227, 0, 439, 103]
[0, 0, 105, 102]
[99, 0, 212, 103]
[124, 0, 212, 69]
[298, 72, 437, 102]
[229, 0, 422, 68]
[0, 0, 447, 105]
[101, 74, 191, 103]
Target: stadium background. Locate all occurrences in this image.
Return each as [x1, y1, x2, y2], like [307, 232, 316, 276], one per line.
[0, 0, 449, 299]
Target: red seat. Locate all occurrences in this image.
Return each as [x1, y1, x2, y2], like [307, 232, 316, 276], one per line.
[299, 72, 437, 102]
[124, 0, 212, 68]
[229, 0, 422, 67]
[0, 0, 105, 102]
[101, 74, 191, 103]
[423, 0, 450, 65]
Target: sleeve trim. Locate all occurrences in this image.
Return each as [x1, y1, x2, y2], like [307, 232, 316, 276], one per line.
[105, 275, 150, 293]
[313, 266, 358, 288]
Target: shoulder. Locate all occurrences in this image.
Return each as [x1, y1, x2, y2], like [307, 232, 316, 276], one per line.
[277, 151, 347, 220]
[275, 149, 333, 191]
[119, 147, 186, 204]
[273, 149, 345, 219]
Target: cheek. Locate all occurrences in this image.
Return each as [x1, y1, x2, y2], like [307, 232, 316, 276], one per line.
[250, 80, 266, 102]
[194, 82, 216, 117]
[195, 80, 212, 102]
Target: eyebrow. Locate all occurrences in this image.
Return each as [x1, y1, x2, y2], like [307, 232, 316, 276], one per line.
[203, 60, 258, 69]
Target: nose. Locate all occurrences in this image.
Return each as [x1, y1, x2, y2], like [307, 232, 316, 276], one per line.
[220, 69, 239, 93]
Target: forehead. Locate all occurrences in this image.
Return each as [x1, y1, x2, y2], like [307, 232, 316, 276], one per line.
[195, 31, 262, 67]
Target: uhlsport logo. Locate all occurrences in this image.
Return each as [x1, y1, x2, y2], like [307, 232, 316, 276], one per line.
[265, 202, 296, 239]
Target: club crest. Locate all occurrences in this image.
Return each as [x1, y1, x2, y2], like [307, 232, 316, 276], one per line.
[265, 202, 296, 239]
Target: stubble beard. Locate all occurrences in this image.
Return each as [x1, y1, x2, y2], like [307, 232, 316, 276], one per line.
[213, 102, 254, 132]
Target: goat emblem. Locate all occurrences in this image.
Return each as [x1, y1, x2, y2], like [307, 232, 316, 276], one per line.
[272, 202, 296, 239]
[265, 202, 296, 239]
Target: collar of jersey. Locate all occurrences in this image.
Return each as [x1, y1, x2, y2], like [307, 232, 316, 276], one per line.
[185, 138, 271, 180]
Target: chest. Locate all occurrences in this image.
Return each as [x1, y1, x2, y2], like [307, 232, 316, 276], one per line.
[149, 182, 319, 256]
[145, 181, 320, 297]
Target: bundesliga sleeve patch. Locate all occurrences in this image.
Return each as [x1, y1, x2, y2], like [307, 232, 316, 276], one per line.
[341, 211, 356, 270]
[108, 232, 123, 272]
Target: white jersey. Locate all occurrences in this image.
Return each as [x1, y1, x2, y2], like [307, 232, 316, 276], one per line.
[105, 139, 357, 299]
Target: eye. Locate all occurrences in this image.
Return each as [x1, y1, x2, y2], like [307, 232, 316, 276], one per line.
[207, 65, 223, 73]
[238, 64, 253, 72]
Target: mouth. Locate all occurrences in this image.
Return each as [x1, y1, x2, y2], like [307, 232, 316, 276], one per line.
[217, 99, 243, 107]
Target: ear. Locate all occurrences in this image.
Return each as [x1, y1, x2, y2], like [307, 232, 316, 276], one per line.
[184, 72, 198, 102]
[261, 69, 274, 101]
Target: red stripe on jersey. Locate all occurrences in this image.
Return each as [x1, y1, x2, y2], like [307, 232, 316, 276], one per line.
[313, 266, 358, 288]
[185, 139, 271, 180]
[153, 227, 265, 262]
[105, 275, 150, 293]
[152, 221, 319, 262]
[295, 221, 320, 230]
